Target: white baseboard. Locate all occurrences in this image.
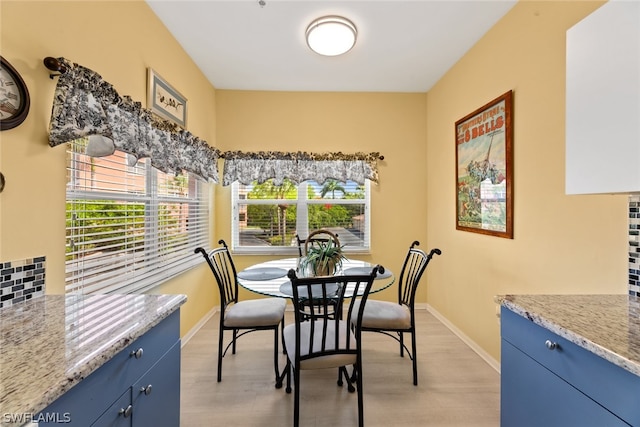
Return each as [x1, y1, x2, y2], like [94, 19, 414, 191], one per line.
[422, 303, 500, 374]
[181, 306, 218, 348]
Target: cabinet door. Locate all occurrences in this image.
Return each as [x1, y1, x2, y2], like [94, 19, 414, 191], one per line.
[132, 342, 180, 427]
[90, 390, 132, 427]
[501, 340, 629, 427]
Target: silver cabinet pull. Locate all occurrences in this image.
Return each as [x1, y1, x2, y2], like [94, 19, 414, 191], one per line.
[119, 405, 133, 418]
[545, 340, 557, 350]
[140, 384, 153, 396]
[130, 348, 144, 359]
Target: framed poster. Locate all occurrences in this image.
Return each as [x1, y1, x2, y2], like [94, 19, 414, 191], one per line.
[455, 90, 513, 238]
[147, 68, 187, 127]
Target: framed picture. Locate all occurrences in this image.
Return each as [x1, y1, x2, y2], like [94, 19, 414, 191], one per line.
[455, 90, 513, 239]
[147, 68, 187, 127]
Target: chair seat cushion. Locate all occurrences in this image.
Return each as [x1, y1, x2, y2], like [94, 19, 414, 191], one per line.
[356, 300, 412, 330]
[224, 298, 286, 328]
[283, 321, 357, 370]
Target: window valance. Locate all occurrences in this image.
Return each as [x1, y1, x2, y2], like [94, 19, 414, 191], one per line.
[222, 151, 382, 186]
[47, 57, 220, 183]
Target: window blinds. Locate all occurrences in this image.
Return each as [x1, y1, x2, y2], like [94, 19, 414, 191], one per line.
[65, 140, 209, 294]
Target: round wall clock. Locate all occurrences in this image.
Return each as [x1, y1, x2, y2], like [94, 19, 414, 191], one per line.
[0, 56, 30, 131]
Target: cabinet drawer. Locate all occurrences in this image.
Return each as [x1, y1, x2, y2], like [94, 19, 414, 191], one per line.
[501, 307, 640, 426]
[501, 340, 629, 427]
[40, 310, 180, 427]
[90, 390, 132, 427]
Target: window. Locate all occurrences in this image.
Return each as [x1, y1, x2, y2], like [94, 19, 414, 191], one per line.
[65, 139, 210, 294]
[232, 179, 370, 254]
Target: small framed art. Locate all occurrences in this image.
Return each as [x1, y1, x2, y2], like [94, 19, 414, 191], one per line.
[147, 68, 187, 127]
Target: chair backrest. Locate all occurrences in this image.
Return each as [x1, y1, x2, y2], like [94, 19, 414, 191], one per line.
[397, 241, 442, 308]
[195, 240, 239, 309]
[296, 229, 340, 257]
[287, 266, 381, 362]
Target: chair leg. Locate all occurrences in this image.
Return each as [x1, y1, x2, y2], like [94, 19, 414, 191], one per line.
[341, 366, 355, 392]
[217, 328, 224, 382]
[411, 330, 418, 386]
[293, 366, 300, 427]
[285, 359, 292, 393]
[232, 329, 238, 354]
[281, 317, 286, 354]
[355, 362, 364, 427]
[399, 331, 405, 357]
[274, 326, 283, 388]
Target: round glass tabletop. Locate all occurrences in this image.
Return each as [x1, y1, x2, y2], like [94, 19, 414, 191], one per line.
[237, 257, 394, 299]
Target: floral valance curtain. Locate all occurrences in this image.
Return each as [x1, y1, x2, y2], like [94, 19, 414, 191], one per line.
[47, 57, 220, 182]
[222, 151, 382, 186]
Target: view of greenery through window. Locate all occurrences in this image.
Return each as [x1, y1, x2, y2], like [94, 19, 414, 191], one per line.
[66, 139, 209, 294]
[234, 178, 369, 251]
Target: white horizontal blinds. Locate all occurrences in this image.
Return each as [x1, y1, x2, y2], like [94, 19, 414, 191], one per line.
[66, 140, 209, 294]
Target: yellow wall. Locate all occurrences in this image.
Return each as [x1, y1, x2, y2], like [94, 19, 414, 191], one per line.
[426, 0, 628, 362]
[1, 0, 631, 364]
[215, 91, 428, 303]
[0, 0, 218, 336]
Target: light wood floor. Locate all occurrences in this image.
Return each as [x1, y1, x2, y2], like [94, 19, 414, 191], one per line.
[181, 309, 500, 426]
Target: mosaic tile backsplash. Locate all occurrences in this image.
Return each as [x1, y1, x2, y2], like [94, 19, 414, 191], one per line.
[630, 196, 640, 297]
[0, 256, 46, 309]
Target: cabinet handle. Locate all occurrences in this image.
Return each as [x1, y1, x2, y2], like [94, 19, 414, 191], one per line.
[545, 340, 558, 350]
[130, 348, 144, 359]
[140, 384, 153, 396]
[119, 405, 133, 418]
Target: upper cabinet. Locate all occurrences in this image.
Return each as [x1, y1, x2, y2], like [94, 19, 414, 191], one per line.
[566, 0, 640, 195]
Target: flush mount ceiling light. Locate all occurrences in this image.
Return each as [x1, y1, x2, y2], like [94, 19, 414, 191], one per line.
[305, 15, 357, 56]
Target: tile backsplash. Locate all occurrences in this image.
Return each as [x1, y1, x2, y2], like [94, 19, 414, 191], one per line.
[630, 196, 640, 297]
[0, 256, 46, 309]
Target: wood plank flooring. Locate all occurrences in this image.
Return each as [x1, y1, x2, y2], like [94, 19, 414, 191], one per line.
[180, 309, 500, 426]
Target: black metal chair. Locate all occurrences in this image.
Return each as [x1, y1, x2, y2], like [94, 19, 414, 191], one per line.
[195, 240, 287, 386]
[295, 229, 340, 257]
[356, 241, 441, 385]
[283, 266, 382, 427]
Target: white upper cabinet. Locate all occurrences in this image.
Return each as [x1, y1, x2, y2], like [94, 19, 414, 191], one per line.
[566, 0, 640, 194]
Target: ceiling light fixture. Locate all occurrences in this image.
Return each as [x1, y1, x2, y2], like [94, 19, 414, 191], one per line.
[305, 16, 357, 57]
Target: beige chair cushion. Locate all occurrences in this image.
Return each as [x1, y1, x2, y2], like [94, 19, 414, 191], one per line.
[283, 321, 357, 370]
[224, 298, 286, 328]
[356, 300, 412, 330]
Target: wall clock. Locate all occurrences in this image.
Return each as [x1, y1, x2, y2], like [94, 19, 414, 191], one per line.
[0, 56, 30, 131]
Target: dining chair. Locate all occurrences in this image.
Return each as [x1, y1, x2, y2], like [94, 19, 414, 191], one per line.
[195, 240, 287, 386]
[295, 229, 340, 257]
[356, 241, 441, 385]
[283, 265, 383, 427]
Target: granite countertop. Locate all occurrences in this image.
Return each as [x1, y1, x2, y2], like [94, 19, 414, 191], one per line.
[0, 293, 186, 427]
[496, 294, 640, 377]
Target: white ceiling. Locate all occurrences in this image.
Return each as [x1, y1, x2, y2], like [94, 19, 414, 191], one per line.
[146, 0, 517, 93]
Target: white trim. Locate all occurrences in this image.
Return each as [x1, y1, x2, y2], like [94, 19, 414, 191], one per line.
[423, 303, 501, 374]
[181, 306, 218, 347]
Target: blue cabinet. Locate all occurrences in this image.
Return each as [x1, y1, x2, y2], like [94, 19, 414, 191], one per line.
[501, 307, 640, 426]
[39, 310, 181, 427]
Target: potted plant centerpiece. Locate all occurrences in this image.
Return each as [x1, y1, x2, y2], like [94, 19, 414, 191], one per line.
[298, 230, 346, 277]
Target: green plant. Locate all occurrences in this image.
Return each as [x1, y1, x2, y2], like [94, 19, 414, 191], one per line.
[299, 239, 347, 276]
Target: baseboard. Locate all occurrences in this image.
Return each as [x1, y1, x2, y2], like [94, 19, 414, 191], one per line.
[422, 303, 501, 374]
[181, 306, 218, 348]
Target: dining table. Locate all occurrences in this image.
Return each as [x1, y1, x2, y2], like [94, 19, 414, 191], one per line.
[236, 257, 395, 299]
